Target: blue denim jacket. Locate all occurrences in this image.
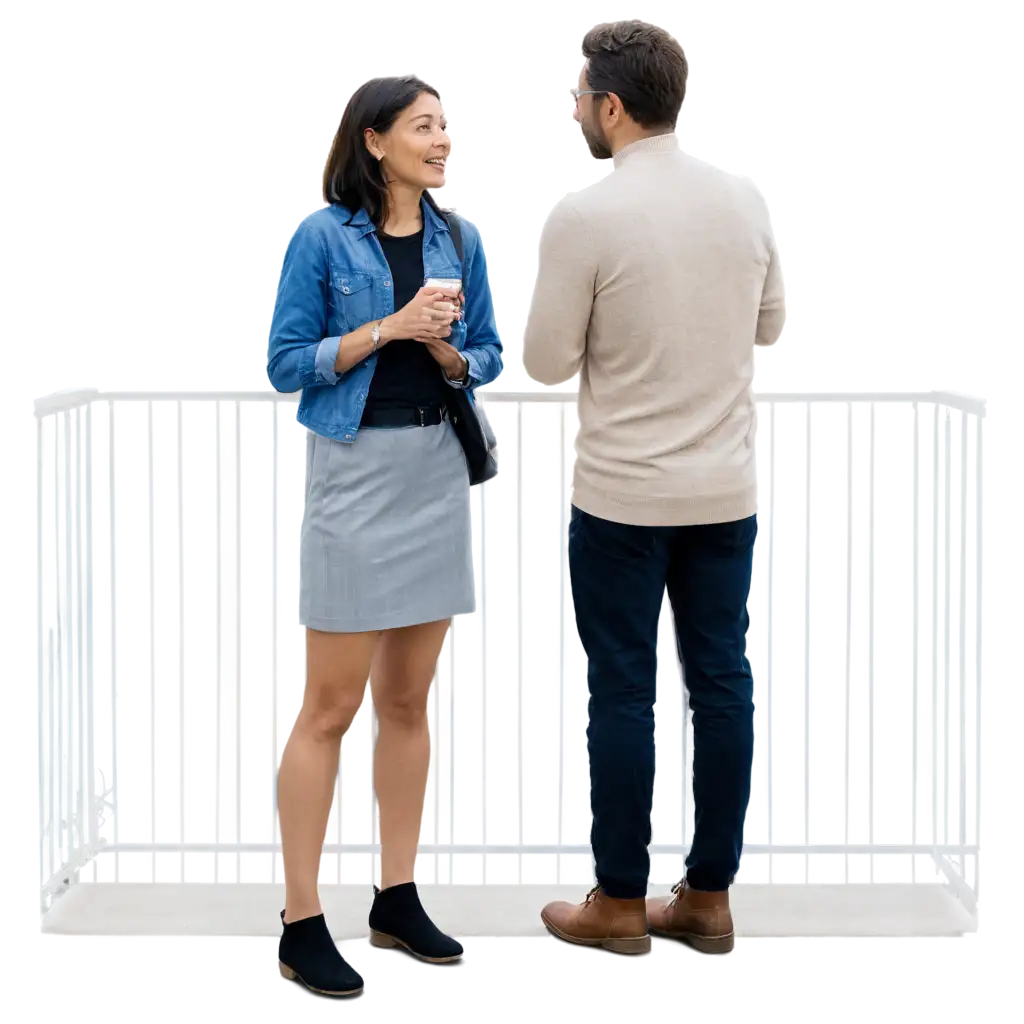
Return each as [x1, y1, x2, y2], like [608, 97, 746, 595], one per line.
[267, 199, 503, 443]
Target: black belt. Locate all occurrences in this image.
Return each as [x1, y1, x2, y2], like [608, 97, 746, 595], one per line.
[360, 404, 448, 429]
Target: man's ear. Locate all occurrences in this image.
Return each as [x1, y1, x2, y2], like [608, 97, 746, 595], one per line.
[602, 92, 624, 125]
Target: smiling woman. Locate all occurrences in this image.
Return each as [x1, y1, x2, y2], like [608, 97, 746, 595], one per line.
[323, 78, 450, 228]
[266, 74, 503, 998]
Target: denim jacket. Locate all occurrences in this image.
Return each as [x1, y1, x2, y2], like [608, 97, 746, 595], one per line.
[267, 199, 503, 443]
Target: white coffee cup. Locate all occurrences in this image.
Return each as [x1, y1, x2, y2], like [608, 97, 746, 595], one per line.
[425, 277, 463, 319]
[425, 277, 462, 291]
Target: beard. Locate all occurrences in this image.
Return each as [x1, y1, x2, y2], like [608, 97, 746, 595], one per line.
[581, 118, 613, 160]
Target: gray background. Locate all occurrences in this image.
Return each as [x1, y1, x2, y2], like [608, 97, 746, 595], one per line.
[4, 6, 1019, 1015]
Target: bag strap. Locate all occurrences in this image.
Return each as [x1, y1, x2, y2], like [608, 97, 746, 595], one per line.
[446, 212, 464, 266]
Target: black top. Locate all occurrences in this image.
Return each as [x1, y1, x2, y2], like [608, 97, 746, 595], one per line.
[362, 228, 449, 416]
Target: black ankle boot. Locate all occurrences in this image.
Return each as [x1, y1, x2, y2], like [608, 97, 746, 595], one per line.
[368, 883, 463, 963]
[278, 910, 364, 997]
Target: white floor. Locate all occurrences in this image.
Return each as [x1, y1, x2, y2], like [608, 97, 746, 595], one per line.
[42, 881, 977, 937]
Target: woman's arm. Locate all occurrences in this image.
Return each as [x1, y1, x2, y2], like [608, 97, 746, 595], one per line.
[454, 218, 503, 390]
[269, 220, 462, 390]
[267, 220, 345, 393]
[330, 321, 385, 376]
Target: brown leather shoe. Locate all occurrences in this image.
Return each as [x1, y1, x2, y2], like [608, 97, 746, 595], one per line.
[647, 879, 735, 954]
[541, 886, 651, 955]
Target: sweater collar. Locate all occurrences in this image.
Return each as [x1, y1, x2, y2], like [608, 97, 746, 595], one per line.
[613, 132, 680, 169]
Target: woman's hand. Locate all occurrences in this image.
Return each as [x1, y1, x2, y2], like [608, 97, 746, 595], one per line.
[423, 338, 470, 383]
[380, 286, 460, 344]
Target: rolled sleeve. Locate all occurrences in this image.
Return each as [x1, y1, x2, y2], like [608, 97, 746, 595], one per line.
[314, 336, 342, 385]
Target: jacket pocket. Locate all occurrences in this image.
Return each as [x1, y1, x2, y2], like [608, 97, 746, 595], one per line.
[331, 272, 374, 332]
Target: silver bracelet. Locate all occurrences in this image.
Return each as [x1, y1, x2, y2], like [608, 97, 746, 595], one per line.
[447, 356, 470, 385]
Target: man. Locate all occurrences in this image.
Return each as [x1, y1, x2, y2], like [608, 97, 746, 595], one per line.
[524, 20, 785, 956]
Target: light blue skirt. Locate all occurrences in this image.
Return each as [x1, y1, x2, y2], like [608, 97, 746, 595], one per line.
[299, 422, 475, 633]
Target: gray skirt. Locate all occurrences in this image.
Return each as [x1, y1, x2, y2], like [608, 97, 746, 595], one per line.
[300, 422, 475, 633]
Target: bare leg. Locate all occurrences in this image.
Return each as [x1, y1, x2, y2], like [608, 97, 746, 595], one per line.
[339, 688, 372, 839]
[280, 684, 344, 884]
[278, 627, 379, 924]
[371, 619, 450, 889]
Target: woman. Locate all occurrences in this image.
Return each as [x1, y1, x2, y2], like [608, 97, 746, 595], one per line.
[267, 76, 503, 997]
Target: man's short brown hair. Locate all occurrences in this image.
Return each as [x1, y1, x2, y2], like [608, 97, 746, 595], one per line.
[582, 21, 688, 129]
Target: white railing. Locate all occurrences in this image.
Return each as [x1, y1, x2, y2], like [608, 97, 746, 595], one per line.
[34, 388, 985, 933]
[966, 385, 1024, 937]
[913, 387, 991, 917]
[36, 390, 100, 906]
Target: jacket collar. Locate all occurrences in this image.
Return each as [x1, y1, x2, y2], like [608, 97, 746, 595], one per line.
[343, 197, 450, 246]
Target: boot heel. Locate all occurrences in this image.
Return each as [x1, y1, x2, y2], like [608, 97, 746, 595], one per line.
[685, 931, 735, 955]
[603, 934, 652, 955]
[279, 962, 298, 980]
[370, 929, 398, 949]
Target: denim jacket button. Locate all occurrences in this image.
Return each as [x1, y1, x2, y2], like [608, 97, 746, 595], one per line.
[342, 285, 350, 295]
[384, 281, 392, 288]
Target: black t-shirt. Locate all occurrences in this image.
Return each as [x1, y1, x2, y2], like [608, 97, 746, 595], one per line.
[362, 228, 449, 415]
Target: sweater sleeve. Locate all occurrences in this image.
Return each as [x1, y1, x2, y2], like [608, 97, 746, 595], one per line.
[755, 234, 786, 347]
[523, 197, 597, 385]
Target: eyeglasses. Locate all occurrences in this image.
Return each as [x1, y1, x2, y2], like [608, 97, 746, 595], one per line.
[570, 88, 606, 109]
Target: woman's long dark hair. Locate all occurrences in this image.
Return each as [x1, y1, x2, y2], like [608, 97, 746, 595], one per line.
[323, 76, 449, 228]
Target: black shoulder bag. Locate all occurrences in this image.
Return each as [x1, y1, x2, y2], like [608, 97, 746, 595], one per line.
[443, 213, 498, 486]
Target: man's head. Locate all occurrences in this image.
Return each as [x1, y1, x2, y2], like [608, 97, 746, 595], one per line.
[573, 21, 688, 160]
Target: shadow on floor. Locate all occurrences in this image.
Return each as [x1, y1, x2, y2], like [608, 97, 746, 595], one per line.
[270, 937, 1024, 1007]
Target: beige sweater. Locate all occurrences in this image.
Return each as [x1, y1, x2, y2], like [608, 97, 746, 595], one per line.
[523, 133, 785, 527]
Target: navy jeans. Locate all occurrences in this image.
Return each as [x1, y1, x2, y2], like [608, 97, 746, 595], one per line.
[568, 506, 757, 898]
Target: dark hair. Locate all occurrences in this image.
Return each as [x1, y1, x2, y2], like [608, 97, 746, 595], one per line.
[323, 75, 448, 227]
[582, 21, 688, 129]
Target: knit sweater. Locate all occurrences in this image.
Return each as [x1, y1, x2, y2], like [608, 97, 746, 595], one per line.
[523, 133, 785, 527]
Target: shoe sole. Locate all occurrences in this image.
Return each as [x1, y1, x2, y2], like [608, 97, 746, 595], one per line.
[369, 928, 463, 963]
[541, 915, 651, 955]
[279, 961, 363, 997]
[650, 926, 735, 954]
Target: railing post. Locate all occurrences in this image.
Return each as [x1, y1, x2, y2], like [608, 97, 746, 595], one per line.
[917, 387, 987, 925]
[141, 403, 162, 843]
[794, 399, 819, 856]
[761, 399, 774, 864]
[974, 389, 1024, 937]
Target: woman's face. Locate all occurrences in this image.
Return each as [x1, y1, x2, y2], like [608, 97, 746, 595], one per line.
[369, 91, 450, 191]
